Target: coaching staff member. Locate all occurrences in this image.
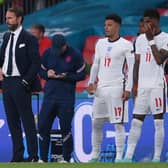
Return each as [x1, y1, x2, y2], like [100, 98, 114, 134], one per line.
[0, 6, 41, 162]
[38, 34, 86, 162]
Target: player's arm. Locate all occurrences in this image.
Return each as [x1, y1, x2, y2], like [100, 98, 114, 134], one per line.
[132, 53, 140, 97]
[150, 43, 168, 65]
[87, 41, 100, 94]
[87, 63, 99, 94]
[122, 43, 134, 101]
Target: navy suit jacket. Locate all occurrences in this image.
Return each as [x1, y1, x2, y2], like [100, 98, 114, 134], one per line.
[0, 28, 41, 92]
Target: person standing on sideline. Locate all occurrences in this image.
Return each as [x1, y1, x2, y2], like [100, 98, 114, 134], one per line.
[87, 13, 134, 162]
[124, 8, 168, 162]
[0, 6, 41, 162]
[30, 24, 52, 57]
[38, 34, 86, 162]
[30, 24, 52, 89]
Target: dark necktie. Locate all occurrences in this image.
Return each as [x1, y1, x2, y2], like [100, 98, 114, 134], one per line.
[7, 33, 14, 75]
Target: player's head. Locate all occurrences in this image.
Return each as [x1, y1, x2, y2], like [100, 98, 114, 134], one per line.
[144, 8, 160, 21]
[30, 24, 45, 40]
[52, 34, 67, 56]
[104, 13, 121, 38]
[143, 8, 160, 31]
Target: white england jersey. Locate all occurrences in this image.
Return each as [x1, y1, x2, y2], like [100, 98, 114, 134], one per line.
[135, 32, 168, 88]
[89, 37, 134, 91]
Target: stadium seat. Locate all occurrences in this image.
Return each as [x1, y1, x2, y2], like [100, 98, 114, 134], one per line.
[157, 8, 168, 16]
[77, 36, 103, 93]
[76, 74, 90, 93]
[124, 35, 136, 42]
[82, 36, 103, 65]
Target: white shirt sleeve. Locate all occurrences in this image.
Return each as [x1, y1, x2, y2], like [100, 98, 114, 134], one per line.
[125, 42, 134, 91]
[135, 35, 142, 55]
[88, 40, 100, 85]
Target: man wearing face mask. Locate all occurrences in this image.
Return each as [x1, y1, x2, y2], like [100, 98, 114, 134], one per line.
[0, 6, 41, 162]
[38, 34, 86, 162]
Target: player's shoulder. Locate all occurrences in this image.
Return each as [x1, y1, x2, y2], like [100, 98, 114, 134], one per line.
[137, 33, 145, 39]
[135, 33, 146, 43]
[95, 37, 108, 47]
[160, 31, 168, 35]
[120, 37, 132, 43]
[97, 37, 107, 43]
[119, 37, 133, 48]
[159, 31, 168, 38]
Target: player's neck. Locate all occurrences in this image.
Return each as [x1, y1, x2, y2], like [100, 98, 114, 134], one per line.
[108, 33, 120, 41]
[154, 29, 161, 36]
[108, 35, 120, 42]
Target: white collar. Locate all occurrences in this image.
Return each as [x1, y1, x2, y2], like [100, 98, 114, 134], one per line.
[11, 25, 22, 36]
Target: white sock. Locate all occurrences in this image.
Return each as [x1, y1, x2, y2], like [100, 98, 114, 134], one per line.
[125, 118, 143, 159]
[114, 124, 125, 160]
[92, 118, 109, 159]
[153, 119, 164, 160]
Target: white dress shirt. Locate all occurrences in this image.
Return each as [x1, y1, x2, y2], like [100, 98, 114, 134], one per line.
[3, 26, 22, 76]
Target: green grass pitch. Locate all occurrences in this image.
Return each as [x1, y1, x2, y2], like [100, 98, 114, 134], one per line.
[0, 163, 168, 168]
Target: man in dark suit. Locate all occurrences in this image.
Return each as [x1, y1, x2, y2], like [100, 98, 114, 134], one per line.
[0, 6, 41, 162]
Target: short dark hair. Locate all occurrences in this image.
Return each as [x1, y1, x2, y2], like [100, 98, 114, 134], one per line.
[105, 13, 122, 25]
[31, 24, 45, 33]
[144, 8, 160, 21]
[7, 6, 24, 23]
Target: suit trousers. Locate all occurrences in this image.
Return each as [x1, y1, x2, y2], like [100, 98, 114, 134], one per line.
[2, 77, 38, 161]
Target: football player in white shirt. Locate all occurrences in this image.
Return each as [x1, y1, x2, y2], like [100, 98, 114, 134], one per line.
[124, 8, 168, 162]
[87, 13, 134, 162]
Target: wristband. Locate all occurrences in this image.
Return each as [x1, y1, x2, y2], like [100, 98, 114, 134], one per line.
[149, 40, 155, 46]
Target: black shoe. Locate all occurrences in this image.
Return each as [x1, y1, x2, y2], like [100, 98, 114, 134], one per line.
[24, 157, 39, 162]
[10, 158, 24, 162]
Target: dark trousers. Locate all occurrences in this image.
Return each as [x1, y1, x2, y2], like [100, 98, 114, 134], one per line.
[2, 77, 38, 161]
[38, 98, 74, 162]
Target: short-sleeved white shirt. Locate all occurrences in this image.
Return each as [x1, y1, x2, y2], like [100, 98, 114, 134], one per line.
[135, 32, 168, 88]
